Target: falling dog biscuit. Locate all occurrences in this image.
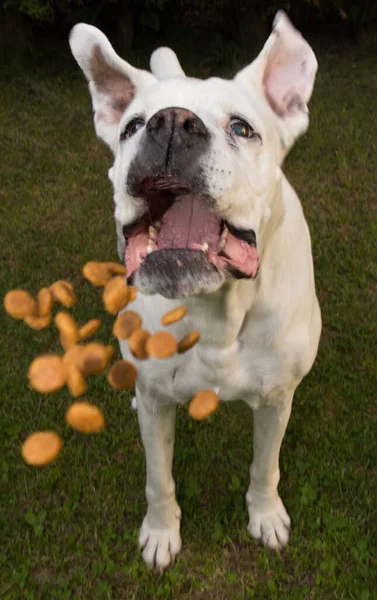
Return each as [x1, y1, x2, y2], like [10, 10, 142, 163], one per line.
[108, 360, 138, 390]
[161, 306, 187, 325]
[128, 329, 150, 359]
[55, 312, 79, 350]
[146, 331, 177, 359]
[82, 342, 114, 376]
[65, 402, 105, 433]
[113, 311, 142, 340]
[188, 390, 219, 420]
[4, 290, 36, 320]
[178, 330, 200, 353]
[66, 364, 87, 397]
[63, 344, 86, 371]
[22, 431, 63, 466]
[104, 262, 127, 276]
[50, 280, 77, 308]
[103, 276, 130, 315]
[28, 355, 68, 393]
[83, 262, 113, 286]
[78, 319, 101, 341]
[37, 287, 53, 317]
[24, 314, 51, 330]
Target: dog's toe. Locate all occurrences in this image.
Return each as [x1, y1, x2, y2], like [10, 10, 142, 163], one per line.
[139, 517, 182, 569]
[247, 494, 291, 550]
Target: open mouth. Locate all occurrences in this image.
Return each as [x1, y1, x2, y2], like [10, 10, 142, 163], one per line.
[124, 176, 258, 297]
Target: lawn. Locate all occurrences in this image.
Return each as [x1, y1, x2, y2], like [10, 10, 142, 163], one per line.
[1, 33, 377, 599]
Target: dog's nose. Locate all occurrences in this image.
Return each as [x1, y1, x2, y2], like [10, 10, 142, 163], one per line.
[146, 108, 208, 144]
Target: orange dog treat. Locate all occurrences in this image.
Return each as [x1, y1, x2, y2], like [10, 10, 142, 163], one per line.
[65, 402, 105, 433]
[103, 276, 130, 315]
[22, 431, 63, 466]
[82, 262, 113, 286]
[63, 344, 86, 371]
[4, 290, 36, 319]
[128, 286, 137, 302]
[24, 314, 51, 330]
[108, 360, 137, 390]
[146, 331, 177, 359]
[128, 329, 150, 359]
[113, 310, 142, 340]
[104, 262, 127, 276]
[82, 342, 114, 375]
[50, 280, 77, 308]
[28, 355, 67, 393]
[78, 319, 101, 341]
[188, 390, 219, 420]
[177, 330, 200, 353]
[161, 306, 187, 325]
[37, 287, 53, 317]
[66, 364, 86, 397]
[55, 312, 79, 349]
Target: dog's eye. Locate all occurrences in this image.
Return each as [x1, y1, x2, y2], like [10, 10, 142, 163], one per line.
[229, 118, 256, 139]
[121, 118, 145, 141]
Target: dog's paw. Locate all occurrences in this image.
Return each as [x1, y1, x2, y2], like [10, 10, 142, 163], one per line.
[246, 491, 291, 550]
[139, 509, 182, 569]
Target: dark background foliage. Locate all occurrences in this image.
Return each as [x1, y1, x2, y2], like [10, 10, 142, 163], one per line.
[1, 0, 377, 58]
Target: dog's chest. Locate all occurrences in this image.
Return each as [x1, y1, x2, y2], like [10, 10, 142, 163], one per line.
[121, 293, 298, 408]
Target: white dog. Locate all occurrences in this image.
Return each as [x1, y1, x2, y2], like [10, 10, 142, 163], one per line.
[69, 12, 321, 569]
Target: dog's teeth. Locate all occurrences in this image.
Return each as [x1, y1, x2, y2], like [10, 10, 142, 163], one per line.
[148, 226, 158, 240]
[154, 221, 161, 232]
[147, 239, 157, 254]
[202, 242, 209, 256]
[218, 238, 226, 250]
[221, 226, 229, 241]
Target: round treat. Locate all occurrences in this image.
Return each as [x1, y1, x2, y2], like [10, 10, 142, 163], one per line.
[78, 319, 101, 341]
[24, 314, 51, 330]
[66, 364, 86, 397]
[82, 262, 112, 286]
[4, 290, 36, 319]
[103, 276, 130, 315]
[113, 311, 142, 340]
[177, 330, 200, 354]
[161, 306, 187, 325]
[37, 287, 53, 317]
[55, 312, 79, 348]
[108, 360, 137, 390]
[22, 431, 62, 466]
[63, 344, 86, 371]
[50, 280, 77, 308]
[188, 390, 219, 420]
[128, 329, 150, 359]
[104, 262, 127, 276]
[82, 342, 113, 376]
[65, 402, 105, 434]
[28, 355, 67, 393]
[146, 331, 177, 359]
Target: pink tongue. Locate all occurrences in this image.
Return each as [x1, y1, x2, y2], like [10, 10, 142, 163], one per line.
[157, 195, 221, 252]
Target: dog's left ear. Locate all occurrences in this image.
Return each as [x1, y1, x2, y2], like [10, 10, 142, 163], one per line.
[69, 24, 155, 152]
[236, 11, 317, 150]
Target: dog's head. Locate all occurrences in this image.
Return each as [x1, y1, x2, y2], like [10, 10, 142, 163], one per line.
[70, 12, 317, 299]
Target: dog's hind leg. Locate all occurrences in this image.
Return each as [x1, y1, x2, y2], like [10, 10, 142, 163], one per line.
[246, 398, 293, 550]
[136, 387, 182, 569]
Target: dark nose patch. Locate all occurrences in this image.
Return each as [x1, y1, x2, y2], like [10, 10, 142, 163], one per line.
[127, 107, 210, 197]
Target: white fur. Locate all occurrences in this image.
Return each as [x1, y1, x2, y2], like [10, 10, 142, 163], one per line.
[70, 12, 322, 569]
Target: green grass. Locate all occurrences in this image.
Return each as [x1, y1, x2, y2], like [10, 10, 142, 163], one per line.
[1, 37, 377, 600]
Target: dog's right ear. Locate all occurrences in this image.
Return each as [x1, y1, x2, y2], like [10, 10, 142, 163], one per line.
[69, 24, 155, 153]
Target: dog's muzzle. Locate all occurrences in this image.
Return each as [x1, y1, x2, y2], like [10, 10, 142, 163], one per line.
[123, 107, 259, 299]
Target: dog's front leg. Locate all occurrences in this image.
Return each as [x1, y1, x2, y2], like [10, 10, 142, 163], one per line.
[136, 387, 182, 569]
[246, 399, 293, 550]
